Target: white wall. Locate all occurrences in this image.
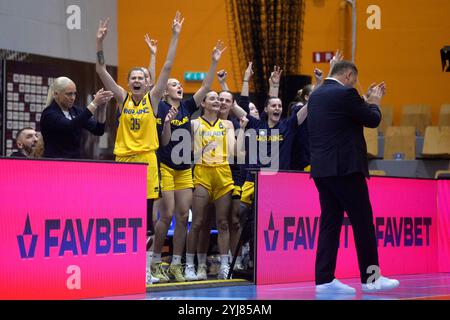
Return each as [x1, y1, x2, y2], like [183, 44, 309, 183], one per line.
[0, 0, 117, 65]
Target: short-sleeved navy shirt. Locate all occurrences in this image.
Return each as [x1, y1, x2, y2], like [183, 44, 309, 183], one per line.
[290, 103, 310, 170]
[244, 113, 298, 181]
[157, 97, 198, 170]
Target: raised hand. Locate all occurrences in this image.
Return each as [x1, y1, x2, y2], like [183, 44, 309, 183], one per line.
[377, 82, 386, 96]
[144, 34, 158, 55]
[92, 88, 114, 107]
[366, 82, 386, 99]
[314, 68, 323, 84]
[269, 65, 283, 86]
[172, 11, 184, 34]
[97, 18, 110, 43]
[330, 49, 343, 70]
[244, 62, 254, 81]
[365, 82, 377, 99]
[165, 107, 178, 124]
[217, 70, 228, 83]
[366, 84, 385, 105]
[212, 40, 227, 62]
[239, 115, 249, 130]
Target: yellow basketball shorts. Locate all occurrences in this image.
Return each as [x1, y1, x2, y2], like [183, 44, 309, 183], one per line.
[115, 151, 160, 199]
[160, 163, 194, 192]
[193, 165, 234, 201]
[232, 185, 242, 200]
[240, 181, 255, 205]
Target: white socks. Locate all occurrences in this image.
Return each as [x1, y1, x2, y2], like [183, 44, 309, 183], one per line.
[152, 252, 161, 265]
[220, 254, 229, 268]
[197, 253, 207, 266]
[172, 255, 182, 265]
[186, 253, 195, 267]
[146, 251, 153, 270]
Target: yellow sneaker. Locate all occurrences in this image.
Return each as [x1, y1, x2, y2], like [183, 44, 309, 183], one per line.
[168, 264, 186, 282]
[197, 264, 208, 281]
[151, 262, 170, 283]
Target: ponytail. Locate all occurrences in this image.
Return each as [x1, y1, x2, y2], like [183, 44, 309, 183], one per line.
[45, 82, 55, 107]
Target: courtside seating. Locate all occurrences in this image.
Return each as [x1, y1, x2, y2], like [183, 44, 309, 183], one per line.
[422, 126, 450, 158]
[364, 127, 379, 158]
[383, 126, 416, 160]
[439, 104, 450, 127]
[369, 170, 386, 176]
[400, 104, 432, 136]
[379, 105, 393, 136]
[435, 170, 450, 179]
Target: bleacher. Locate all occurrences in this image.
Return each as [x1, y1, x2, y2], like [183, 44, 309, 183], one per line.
[365, 104, 450, 178]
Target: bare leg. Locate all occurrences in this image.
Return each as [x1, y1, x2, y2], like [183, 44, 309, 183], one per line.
[196, 205, 214, 280]
[197, 203, 214, 255]
[172, 188, 192, 256]
[187, 185, 210, 254]
[229, 198, 242, 258]
[153, 191, 174, 255]
[185, 185, 210, 281]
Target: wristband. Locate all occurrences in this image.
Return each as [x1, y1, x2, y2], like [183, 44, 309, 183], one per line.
[97, 51, 105, 65]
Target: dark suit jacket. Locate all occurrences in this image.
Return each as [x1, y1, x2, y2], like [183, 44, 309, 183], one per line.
[307, 79, 381, 178]
[40, 100, 105, 159]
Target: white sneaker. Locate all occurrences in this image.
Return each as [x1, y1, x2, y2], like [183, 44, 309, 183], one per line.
[233, 262, 245, 271]
[362, 276, 400, 293]
[316, 279, 356, 295]
[197, 264, 208, 281]
[184, 265, 198, 281]
[146, 268, 159, 285]
[218, 264, 231, 280]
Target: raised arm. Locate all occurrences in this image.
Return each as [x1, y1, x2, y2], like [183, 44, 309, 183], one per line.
[231, 100, 248, 119]
[193, 40, 227, 106]
[217, 70, 229, 91]
[144, 34, 157, 86]
[149, 11, 184, 114]
[96, 18, 127, 108]
[296, 104, 308, 126]
[313, 68, 324, 88]
[236, 115, 248, 162]
[225, 120, 236, 161]
[347, 84, 384, 128]
[241, 61, 253, 97]
[327, 49, 343, 77]
[268, 65, 282, 97]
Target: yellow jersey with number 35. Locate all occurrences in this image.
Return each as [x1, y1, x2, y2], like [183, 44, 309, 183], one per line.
[114, 92, 159, 156]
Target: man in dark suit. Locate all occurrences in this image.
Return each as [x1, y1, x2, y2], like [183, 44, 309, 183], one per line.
[308, 60, 399, 294]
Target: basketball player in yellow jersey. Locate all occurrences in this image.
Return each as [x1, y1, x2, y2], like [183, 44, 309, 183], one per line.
[95, 12, 184, 285]
[183, 91, 243, 280]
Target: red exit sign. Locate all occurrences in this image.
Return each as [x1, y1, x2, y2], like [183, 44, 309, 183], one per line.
[313, 51, 334, 63]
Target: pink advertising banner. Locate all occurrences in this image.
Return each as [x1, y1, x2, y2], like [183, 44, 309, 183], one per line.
[438, 179, 450, 272]
[256, 172, 446, 285]
[0, 158, 147, 299]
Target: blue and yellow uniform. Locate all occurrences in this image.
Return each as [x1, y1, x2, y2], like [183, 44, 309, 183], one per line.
[228, 116, 244, 199]
[114, 92, 160, 199]
[241, 113, 299, 205]
[156, 97, 197, 191]
[290, 103, 311, 171]
[193, 117, 234, 201]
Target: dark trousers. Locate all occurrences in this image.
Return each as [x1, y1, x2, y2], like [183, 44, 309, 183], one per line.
[313, 173, 379, 285]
